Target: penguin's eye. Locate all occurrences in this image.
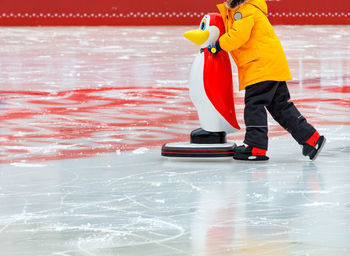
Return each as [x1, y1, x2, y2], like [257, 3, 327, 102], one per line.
[200, 19, 207, 31]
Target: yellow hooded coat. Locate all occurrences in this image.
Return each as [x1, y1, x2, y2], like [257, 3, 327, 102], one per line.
[217, 0, 292, 91]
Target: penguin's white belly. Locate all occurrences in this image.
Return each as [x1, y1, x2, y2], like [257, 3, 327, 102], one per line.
[189, 53, 235, 133]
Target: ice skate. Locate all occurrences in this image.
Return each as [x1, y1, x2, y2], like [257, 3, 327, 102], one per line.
[233, 145, 269, 161]
[302, 132, 326, 161]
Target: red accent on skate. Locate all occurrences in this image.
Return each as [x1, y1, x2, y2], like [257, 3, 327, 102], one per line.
[306, 131, 320, 147]
[252, 147, 267, 156]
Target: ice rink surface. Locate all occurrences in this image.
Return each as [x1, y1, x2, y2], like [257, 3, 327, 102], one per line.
[0, 26, 350, 255]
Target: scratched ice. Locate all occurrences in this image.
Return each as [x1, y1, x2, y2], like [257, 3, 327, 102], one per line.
[0, 26, 350, 255]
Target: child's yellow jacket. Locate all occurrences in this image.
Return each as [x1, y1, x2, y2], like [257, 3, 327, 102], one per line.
[217, 0, 292, 91]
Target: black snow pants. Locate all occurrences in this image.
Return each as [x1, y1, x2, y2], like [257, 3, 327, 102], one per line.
[243, 81, 316, 150]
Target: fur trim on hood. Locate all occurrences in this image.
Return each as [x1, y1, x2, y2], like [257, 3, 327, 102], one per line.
[225, 0, 268, 14]
[225, 0, 248, 10]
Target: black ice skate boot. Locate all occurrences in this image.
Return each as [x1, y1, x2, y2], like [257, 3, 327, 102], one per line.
[233, 145, 269, 161]
[190, 128, 226, 144]
[302, 131, 326, 161]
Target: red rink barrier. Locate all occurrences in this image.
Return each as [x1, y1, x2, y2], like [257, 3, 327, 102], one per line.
[0, 0, 349, 25]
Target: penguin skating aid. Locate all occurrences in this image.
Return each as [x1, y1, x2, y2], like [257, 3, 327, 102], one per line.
[162, 13, 240, 158]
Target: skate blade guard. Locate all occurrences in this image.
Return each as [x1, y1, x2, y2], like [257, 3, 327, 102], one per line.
[161, 142, 236, 158]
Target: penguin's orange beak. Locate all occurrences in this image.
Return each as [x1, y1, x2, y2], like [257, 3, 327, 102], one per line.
[184, 29, 209, 46]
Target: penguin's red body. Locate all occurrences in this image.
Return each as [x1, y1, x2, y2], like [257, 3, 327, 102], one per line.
[203, 49, 240, 130]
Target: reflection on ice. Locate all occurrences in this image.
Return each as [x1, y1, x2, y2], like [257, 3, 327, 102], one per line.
[1, 143, 350, 255]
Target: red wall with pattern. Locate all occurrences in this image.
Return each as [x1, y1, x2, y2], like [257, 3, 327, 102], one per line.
[0, 0, 349, 25]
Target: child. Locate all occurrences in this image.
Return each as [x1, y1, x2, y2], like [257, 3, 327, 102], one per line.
[207, 0, 326, 161]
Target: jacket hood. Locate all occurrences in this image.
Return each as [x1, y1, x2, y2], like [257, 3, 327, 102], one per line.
[247, 0, 268, 14]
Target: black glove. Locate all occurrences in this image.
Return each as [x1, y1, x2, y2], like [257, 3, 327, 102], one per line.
[207, 41, 222, 55]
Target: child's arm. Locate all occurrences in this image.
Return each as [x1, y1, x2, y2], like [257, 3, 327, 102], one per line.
[219, 14, 255, 52]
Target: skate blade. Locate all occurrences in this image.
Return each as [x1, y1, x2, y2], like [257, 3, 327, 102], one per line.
[311, 137, 326, 161]
[161, 142, 236, 158]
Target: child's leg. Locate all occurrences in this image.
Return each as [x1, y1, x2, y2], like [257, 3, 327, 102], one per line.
[234, 81, 278, 161]
[266, 82, 316, 145]
[243, 81, 279, 150]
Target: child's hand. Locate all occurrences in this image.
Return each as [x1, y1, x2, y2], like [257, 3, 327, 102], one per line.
[207, 41, 222, 55]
